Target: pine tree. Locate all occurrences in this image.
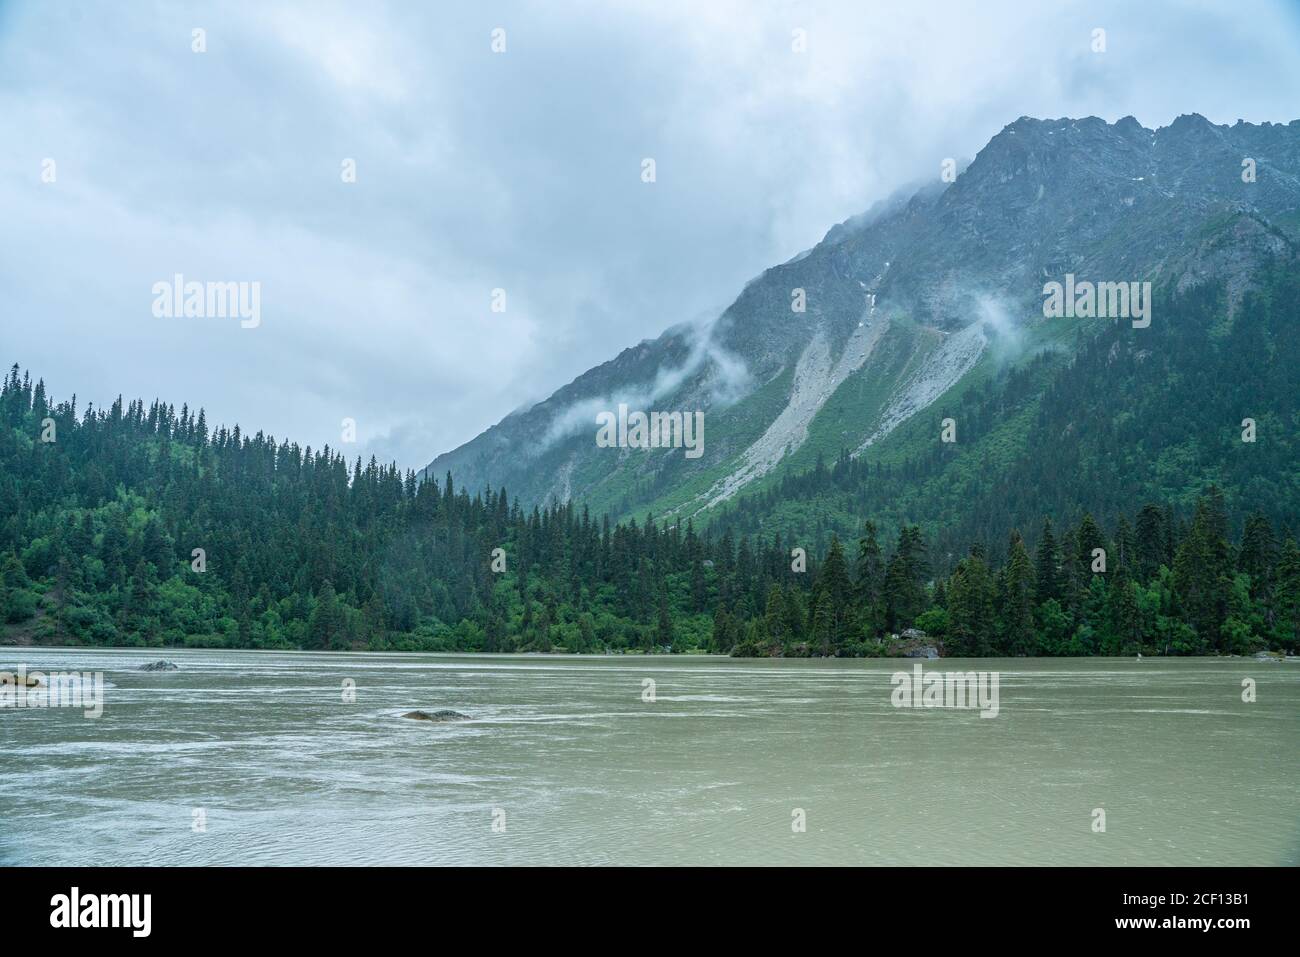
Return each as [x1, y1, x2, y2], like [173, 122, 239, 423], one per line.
[710, 606, 734, 654]
[308, 581, 342, 650]
[854, 521, 886, 639]
[884, 525, 928, 633]
[947, 555, 996, 656]
[810, 590, 836, 657]
[764, 583, 787, 648]
[1001, 531, 1035, 656]
[1173, 490, 1232, 651]
[1238, 512, 1278, 603]
[1076, 513, 1105, 576]
[817, 534, 854, 652]
[1075, 576, 1109, 655]
[689, 556, 706, 613]
[1034, 518, 1059, 602]
[1135, 504, 1165, 582]
[1105, 565, 1143, 655]
[655, 582, 674, 650]
[0, 551, 36, 624]
[1114, 517, 1135, 573]
[1273, 538, 1300, 652]
[783, 587, 806, 650]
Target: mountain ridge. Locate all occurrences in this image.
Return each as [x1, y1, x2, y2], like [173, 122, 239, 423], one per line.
[422, 113, 1300, 526]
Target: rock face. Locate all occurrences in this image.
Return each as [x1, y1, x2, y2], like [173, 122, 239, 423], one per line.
[888, 629, 940, 659]
[139, 660, 179, 671]
[401, 709, 470, 722]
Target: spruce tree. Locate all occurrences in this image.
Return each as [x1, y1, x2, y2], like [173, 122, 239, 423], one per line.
[884, 525, 928, 633]
[810, 590, 836, 657]
[1173, 490, 1232, 651]
[1034, 518, 1059, 602]
[1238, 512, 1278, 603]
[1105, 565, 1142, 655]
[1135, 503, 1165, 582]
[655, 583, 674, 651]
[1273, 538, 1300, 651]
[947, 556, 996, 656]
[854, 521, 886, 639]
[1001, 531, 1035, 656]
[817, 534, 854, 651]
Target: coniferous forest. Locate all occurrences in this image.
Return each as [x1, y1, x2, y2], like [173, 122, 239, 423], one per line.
[1, 349, 1297, 658]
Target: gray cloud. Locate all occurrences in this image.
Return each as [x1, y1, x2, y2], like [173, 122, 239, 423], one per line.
[2, 0, 1298, 468]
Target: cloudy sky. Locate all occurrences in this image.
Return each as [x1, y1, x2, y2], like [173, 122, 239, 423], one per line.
[3, 1, 1298, 470]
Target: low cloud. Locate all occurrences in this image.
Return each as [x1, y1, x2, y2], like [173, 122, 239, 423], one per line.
[2, 1, 1297, 468]
[539, 318, 751, 451]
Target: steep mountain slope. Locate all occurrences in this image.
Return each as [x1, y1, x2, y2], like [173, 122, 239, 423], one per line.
[423, 114, 1300, 524]
[710, 249, 1300, 569]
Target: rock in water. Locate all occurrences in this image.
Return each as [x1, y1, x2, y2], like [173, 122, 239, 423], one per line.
[401, 709, 470, 722]
[0, 672, 40, 687]
[139, 660, 180, 672]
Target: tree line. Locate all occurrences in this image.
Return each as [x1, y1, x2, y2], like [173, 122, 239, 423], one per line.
[709, 265, 1300, 579]
[1, 363, 1296, 656]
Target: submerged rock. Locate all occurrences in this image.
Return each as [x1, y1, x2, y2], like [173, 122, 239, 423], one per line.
[0, 672, 40, 687]
[402, 709, 470, 722]
[139, 660, 180, 672]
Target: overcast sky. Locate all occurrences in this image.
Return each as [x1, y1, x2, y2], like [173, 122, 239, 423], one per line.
[3, 0, 1298, 470]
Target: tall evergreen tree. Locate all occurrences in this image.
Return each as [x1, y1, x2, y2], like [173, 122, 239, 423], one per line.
[884, 525, 928, 632]
[947, 555, 996, 656]
[816, 534, 854, 652]
[854, 521, 886, 638]
[1172, 489, 1232, 651]
[1000, 531, 1036, 656]
[1034, 518, 1059, 602]
[655, 582, 674, 650]
[1238, 512, 1278, 603]
[1273, 538, 1300, 651]
[1135, 504, 1165, 582]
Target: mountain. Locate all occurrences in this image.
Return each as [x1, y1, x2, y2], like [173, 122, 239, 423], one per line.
[423, 114, 1300, 531]
[5, 114, 1297, 660]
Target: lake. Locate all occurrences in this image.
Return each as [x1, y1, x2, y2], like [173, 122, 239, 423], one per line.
[2, 648, 1296, 865]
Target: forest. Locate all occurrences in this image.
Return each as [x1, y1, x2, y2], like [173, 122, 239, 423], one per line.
[1, 358, 1296, 657]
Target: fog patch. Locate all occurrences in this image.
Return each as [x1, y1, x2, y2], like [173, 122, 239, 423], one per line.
[537, 321, 749, 452]
[975, 294, 1025, 359]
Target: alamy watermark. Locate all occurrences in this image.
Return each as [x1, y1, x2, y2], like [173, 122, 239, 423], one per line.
[1, 666, 104, 718]
[595, 403, 704, 459]
[151, 274, 261, 328]
[890, 664, 1000, 718]
[50, 887, 151, 937]
[1042, 274, 1151, 328]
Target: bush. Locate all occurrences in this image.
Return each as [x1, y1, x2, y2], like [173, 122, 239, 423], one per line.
[2, 588, 38, 623]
